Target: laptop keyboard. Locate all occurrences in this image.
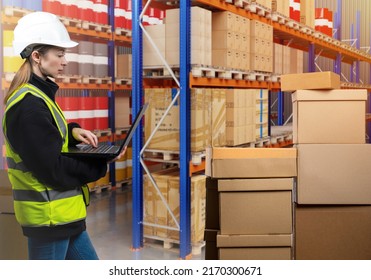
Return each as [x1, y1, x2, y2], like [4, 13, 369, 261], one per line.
[81, 144, 113, 153]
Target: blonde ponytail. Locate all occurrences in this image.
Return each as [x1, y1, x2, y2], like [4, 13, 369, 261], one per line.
[4, 60, 32, 104]
[4, 45, 54, 105]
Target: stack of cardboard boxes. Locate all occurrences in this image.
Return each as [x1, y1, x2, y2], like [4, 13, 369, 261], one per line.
[143, 168, 207, 246]
[212, 11, 250, 70]
[165, 7, 212, 66]
[144, 88, 270, 151]
[205, 147, 297, 260]
[283, 71, 371, 259]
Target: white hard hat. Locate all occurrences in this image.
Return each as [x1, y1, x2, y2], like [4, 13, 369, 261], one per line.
[13, 11, 78, 58]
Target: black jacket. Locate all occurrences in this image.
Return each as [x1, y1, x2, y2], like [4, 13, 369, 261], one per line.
[5, 73, 107, 239]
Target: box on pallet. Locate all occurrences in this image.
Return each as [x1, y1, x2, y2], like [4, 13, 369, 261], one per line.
[144, 88, 225, 152]
[143, 168, 206, 244]
[292, 89, 367, 144]
[165, 7, 211, 65]
[116, 54, 132, 78]
[143, 24, 165, 67]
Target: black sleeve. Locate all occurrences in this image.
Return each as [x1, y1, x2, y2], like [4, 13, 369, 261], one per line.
[6, 94, 107, 191]
[67, 122, 82, 147]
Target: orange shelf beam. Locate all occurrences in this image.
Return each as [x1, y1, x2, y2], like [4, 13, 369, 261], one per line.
[189, 160, 206, 176]
[189, 74, 281, 90]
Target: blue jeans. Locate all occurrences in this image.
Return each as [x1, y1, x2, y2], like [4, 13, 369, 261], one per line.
[28, 231, 99, 260]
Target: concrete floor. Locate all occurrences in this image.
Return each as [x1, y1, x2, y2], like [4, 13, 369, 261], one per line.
[86, 186, 205, 260]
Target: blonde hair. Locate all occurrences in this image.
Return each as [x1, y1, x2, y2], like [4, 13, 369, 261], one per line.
[4, 45, 56, 105]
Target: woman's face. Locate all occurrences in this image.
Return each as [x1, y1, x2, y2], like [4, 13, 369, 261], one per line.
[32, 47, 67, 79]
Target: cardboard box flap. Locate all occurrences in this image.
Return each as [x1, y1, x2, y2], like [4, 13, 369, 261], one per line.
[207, 147, 297, 159]
[218, 178, 294, 192]
[292, 89, 368, 102]
[217, 234, 293, 247]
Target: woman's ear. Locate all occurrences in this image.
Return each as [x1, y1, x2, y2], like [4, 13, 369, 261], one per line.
[31, 50, 41, 64]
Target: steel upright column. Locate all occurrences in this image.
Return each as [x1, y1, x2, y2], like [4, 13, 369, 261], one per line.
[179, 0, 191, 259]
[132, 0, 144, 249]
[355, 11, 360, 83]
[277, 90, 284, 126]
[334, 0, 342, 75]
[308, 43, 315, 72]
[108, 0, 116, 186]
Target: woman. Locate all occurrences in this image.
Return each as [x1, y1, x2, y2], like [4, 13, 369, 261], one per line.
[2, 11, 124, 260]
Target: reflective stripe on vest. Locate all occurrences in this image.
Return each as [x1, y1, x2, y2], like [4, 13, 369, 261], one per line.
[3, 84, 86, 227]
[6, 84, 67, 144]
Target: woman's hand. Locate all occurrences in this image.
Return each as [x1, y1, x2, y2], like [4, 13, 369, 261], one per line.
[72, 127, 98, 147]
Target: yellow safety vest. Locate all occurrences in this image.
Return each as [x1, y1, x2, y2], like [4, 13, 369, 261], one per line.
[2, 83, 87, 227]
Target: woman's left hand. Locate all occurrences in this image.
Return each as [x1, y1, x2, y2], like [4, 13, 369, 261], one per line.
[72, 127, 98, 147]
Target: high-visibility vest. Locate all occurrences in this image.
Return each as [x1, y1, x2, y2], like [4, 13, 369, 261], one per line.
[2, 83, 87, 227]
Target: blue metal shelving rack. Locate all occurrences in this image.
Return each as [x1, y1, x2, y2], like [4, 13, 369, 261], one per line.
[131, 0, 192, 259]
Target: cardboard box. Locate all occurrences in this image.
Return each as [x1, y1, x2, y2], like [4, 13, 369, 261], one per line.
[206, 147, 297, 178]
[217, 234, 292, 260]
[144, 169, 206, 243]
[0, 213, 28, 260]
[297, 144, 371, 204]
[212, 30, 235, 50]
[295, 205, 371, 259]
[167, 174, 206, 243]
[116, 54, 132, 78]
[219, 178, 293, 235]
[293, 89, 367, 144]
[212, 11, 235, 31]
[217, 234, 292, 247]
[0, 170, 11, 188]
[281, 71, 340, 91]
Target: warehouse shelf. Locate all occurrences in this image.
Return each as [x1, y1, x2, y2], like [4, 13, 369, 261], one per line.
[190, 73, 281, 89]
[195, 0, 371, 64]
[1, 13, 113, 41]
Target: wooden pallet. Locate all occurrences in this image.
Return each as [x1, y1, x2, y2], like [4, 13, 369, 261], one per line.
[81, 76, 112, 85]
[270, 12, 290, 26]
[115, 27, 132, 37]
[286, 20, 301, 30]
[247, 2, 272, 17]
[299, 24, 315, 35]
[266, 74, 280, 83]
[3, 6, 30, 17]
[226, 0, 251, 9]
[79, 21, 112, 33]
[60, 16, 80, 28]
[143, 66, 180, 78]
[245, 71, 271, 82]
[56, 75, 82, 84]
[144, 149, 205, 166]
[115, 78, 132, 86]
[90, 184, 112, 194]
[144, 235, 205, 256]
